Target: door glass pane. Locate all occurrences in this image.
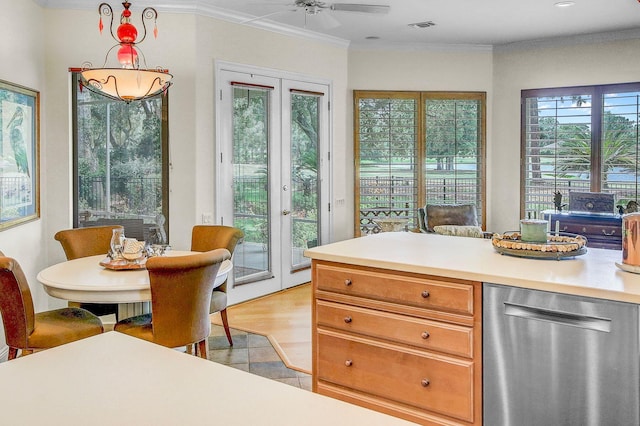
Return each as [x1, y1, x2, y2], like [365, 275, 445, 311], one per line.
[232, 87, 271, 283]
[74, 77, 167, 240]
[290, 92, 320, 270]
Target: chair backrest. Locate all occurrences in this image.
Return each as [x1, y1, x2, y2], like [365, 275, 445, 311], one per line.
[423, 203, 479, 232]
[146, 249, 231, 348]
[190, 225, 244, 254]
[0, 256, 35, 349]
[54, 225, 124, 260]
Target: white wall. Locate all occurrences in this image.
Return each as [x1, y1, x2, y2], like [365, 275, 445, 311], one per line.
[492, 36, 640, 233]
[0, 0, 45, 359]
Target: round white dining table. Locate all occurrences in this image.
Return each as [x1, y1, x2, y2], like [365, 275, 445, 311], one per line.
[37, 252, 232, 318]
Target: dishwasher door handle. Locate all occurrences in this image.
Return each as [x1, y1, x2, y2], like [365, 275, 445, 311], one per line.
[504, 302, 612, 332]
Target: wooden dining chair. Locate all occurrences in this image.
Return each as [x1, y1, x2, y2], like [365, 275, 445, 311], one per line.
[114, 249, 231, 358]
[0, 255, 104, 360]
[191, 225, 244, 346]
[54, 225, 123, 319]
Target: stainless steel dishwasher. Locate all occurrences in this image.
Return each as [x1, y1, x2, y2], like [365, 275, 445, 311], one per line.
[483, 283, 640, 426]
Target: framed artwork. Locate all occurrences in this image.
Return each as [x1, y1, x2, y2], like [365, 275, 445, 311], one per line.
[0, 80, 39, 230]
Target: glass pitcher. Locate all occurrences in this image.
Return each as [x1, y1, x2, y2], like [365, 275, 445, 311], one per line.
[110, 228, 126, 260]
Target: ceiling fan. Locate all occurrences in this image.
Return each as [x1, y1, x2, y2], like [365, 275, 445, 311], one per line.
[244, 1, 390, 29]
[292, 1, 389, 15]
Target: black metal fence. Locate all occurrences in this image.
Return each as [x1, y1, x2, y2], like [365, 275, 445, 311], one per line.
[78, 176, 162, 218]
[358, 176, 482, 234]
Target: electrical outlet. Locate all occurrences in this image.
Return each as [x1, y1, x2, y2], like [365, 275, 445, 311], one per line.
[202, 213, 213, 224]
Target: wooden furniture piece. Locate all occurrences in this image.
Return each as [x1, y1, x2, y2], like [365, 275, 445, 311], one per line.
[542, 210, 622, 250]
[0, 255, 103, 360]
[37, 252, 232, 320]
[191, 225, 244, 346]
[0, 332, 414, 425]
[114, 249, 231, 358]
[312, 259, 482, 426]
[54, 225, 123, 319]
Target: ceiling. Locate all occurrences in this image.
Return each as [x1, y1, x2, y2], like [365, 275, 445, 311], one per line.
[40, 0, 640, 49]
[202, 0, 640, 48]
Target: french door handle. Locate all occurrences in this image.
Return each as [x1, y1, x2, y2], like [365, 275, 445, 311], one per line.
[282, 210, 291, 215]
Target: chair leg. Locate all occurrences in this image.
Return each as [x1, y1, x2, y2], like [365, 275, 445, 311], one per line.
[8, 347, 18, 360]
[220, 308, 233, 346]
[197, 340, 207, 359]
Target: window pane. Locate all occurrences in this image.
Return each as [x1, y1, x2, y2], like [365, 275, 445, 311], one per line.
[356, 96, 418, 235]
[602, 91, 640, 205]
[523, 94, 592, 217]
[74, 76, 168, 241]
[424, 97, 484, 225]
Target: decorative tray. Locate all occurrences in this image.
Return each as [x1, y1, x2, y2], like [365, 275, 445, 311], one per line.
[99, 257, 147, 270]
[492, 232, 587, 260]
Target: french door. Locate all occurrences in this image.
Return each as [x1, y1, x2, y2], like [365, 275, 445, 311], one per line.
[216, 65, 331, 305]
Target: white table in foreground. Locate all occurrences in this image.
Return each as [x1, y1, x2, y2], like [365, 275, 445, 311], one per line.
[0, 332, 416, 425]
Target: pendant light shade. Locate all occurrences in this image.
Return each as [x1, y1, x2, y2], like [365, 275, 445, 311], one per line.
[79, 1, 172, 103]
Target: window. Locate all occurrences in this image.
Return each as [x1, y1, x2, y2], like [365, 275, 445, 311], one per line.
[71, 73, 169, 239]
[522, 82, 640, 217]
[354, 91, 486, 236]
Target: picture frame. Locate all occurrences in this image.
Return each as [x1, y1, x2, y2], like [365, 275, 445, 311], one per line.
[0, 80, 39, 230]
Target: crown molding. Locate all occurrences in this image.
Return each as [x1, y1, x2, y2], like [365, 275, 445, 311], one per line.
[350, 41, 493, 53]
[495, 27, 640, 53]
[34, 0, 350, 48]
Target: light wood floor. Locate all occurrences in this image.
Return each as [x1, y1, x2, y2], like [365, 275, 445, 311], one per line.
[211, 283, 312, 373]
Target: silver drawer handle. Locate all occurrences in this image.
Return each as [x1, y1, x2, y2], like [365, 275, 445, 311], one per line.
[344, 316, 352, 324]
[582, 227, 587, 233]
[504, 302, 611, 332]
[421, 379, 430, 387]
[345, 360, 353, 367]
[602, 229, 616, 236]
[344, 279, 352, 286]
[560, 226, 568, 232]
[421, 331, 430, 339]
[421, 290, 430, 298]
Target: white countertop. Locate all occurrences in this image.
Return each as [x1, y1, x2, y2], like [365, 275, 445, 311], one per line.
[0, 332, 415, 425]
[304, 232, 640, 304]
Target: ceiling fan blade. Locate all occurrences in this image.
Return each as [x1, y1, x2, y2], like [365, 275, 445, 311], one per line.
[241, 9, 296, 24]
[330, 3, 389, 14]
[307, 10, 341, 29]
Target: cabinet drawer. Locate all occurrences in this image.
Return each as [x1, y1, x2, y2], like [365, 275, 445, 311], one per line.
[317, 330, 474, 422]
[554, 220, 621, 240]
[317, 300, 473, 358]
[316, 263, 474, 315]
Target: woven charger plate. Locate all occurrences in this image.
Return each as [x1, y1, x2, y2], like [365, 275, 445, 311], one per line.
[99, 257, 147, 270]
[492, 232, 587, 260]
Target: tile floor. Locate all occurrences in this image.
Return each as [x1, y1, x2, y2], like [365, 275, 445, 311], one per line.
[208, 325, 312, 391]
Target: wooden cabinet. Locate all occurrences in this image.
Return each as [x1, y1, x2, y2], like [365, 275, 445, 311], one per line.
[312, 260, 482, 426]
[543, 210, 622, 250]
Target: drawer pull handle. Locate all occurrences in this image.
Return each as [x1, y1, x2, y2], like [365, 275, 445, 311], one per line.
[560, 226, 568, 232]
[344, 316, 352, 323]
[582, 227, 587, 233]
[421, 379, 430, 387]
[421, 290, 430, 298]
[421, 331, 430, 339]
[344, 279, 352, 286]
[345, 360, 353, 367]
[602, 229, 616, 236]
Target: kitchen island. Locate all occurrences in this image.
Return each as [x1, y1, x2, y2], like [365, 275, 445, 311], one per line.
[304, 232, 640, 425]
